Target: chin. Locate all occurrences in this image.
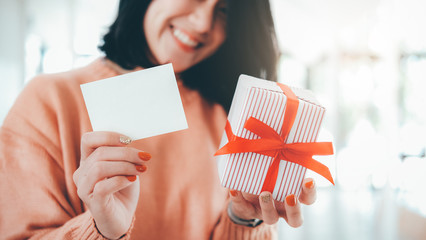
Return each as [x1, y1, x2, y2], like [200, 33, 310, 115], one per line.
[169, 61, 196, 73]
[159, 53, 206, 73]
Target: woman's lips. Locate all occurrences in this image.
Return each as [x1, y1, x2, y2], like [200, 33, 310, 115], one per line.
[171, 26, 202, 52]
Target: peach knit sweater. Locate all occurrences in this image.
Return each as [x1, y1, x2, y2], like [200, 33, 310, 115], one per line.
[0, 59, 275, 239]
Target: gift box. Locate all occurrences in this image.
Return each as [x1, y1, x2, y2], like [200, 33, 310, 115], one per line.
[215, 75, 334, 202]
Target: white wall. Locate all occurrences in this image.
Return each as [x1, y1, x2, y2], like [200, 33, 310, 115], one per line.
[0, 0, 119, 124]
[0, 0, 26, 123]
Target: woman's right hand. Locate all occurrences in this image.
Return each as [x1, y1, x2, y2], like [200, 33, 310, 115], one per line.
[73, 131, 151, 239]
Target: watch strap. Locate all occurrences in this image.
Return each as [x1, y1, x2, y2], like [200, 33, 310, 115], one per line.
[227, 202, 263, 227]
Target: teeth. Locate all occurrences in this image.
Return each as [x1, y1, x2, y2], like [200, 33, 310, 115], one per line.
[173, 28, 198, 47]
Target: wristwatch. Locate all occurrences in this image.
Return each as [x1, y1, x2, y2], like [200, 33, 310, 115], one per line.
[227, 202, 263, 227]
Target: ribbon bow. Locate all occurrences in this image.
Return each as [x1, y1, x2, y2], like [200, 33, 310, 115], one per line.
[215, 83, 334, 193]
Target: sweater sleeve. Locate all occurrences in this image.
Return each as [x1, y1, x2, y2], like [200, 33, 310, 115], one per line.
[0, 75, 132, 239]
[211, 200, 277, 240]
[30, 211, 112, 240]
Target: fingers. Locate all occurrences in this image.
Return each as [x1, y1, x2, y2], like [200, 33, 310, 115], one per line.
[87, 146, 149, 165]
[229, 190, 257, 220]
[229, 183, 313, 227]
[259, 192, 279, 224]
[299, 178, 317, 205]
[281, 179, 313, 228]
[73, 145, 150, 187]
[76, 161, 146, 199]
[284, 194, 303, 227]
[230, 190, 305, 227]
[81, 131, 132, 160]
[92, 175, 139, 201]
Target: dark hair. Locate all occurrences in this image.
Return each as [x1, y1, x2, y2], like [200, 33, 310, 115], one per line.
[100, 0, 280, 112]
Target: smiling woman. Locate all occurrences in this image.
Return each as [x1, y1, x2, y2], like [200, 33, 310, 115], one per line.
[0, 0, 319, 239]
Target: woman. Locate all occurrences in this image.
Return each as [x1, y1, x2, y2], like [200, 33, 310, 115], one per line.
[0, 0, 317, 239]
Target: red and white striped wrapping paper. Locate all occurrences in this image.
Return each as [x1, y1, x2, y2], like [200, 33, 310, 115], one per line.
[217, 75, 326, 201]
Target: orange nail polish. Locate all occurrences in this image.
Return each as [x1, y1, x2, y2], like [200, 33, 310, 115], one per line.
[285, 194, 297, 206]
[230, 190, 238, 197]
[135, 165, 147, 172]
[138, 152, 151, 161]
[127, 175, 137, 182]
[305, 180, 315, 189]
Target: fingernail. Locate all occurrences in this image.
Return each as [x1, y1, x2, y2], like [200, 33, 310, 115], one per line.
[135, 165, 147, 172]
[119, 136, 132, 145]
[261, 194, 271, 203]
[305, 179, 315, 189]
[127, 175, 137, 182]
[285, 194, 297, 207]
[229, 190, 238, 197]
[138, 152, 151, 161]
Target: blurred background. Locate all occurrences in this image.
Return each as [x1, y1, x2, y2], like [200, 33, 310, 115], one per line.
[0, 0, 425, 239]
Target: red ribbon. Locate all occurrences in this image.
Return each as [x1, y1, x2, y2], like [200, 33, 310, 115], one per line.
[215, 83, 334, 193]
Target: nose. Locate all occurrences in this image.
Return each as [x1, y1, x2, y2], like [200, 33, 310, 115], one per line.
[189, 3, 216, 34]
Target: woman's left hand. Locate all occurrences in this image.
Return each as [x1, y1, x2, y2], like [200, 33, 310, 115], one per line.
[229, 178, 317, 227]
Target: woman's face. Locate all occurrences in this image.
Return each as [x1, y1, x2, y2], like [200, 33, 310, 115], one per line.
[144, 0, 227, 72]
